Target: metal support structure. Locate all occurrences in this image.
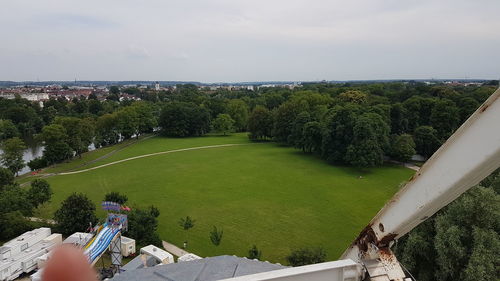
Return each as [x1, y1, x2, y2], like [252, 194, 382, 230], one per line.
[221, 259, 363, 281]
[110, 232, 122, 274]
[341, 88, 500, 280]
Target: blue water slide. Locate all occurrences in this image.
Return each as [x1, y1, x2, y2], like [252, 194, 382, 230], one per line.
[84, 224, 121, 263]
[90, 228, 120, 262]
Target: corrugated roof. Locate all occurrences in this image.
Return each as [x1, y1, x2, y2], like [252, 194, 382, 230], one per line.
[111, 255, 286, 281]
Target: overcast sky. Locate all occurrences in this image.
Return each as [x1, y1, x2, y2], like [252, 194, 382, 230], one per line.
[1, 0, 499, 82]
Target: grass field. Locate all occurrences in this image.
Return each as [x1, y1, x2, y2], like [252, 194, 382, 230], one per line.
[24, 133, 414, 263]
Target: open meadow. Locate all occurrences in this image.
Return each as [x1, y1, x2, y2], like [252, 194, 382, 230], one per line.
[24, 133, 414, 263]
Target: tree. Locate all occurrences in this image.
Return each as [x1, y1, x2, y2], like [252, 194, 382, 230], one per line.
[457, 97, 479, 123]
[395, 219, 437, 281]
[109, 86, 120, 95]
[395, 171, 500, 281]
[321, 105, 359, 163]
[159, 102, 210, 137]
[273, 102, 302, 143]
[390, 103, 408, 134]
[27, 157, 48, 171]
[96, 113, 120, 146]
[178, 216, 195, 231]
[104, 192, 128, 205]
[209, 226, 223, 246]
[248, 106, 273, 140]
[390, 134, 416, 162]
[401, 96, 436, 132]
[0, 167, 14, 188]
[0, 185, 34, 216]
[345, 138, 383, 167]
[462, 228, 499, 281]
[302, 121, 323, 154]
[53, 117, 95, 157]
[337, 90, 367, 104]
[123, 87, 141, 96]
[178, 216, 195, 248]
[0, 119, 19, 140]
[286, 247, 326, 266]
[430, 99, 460, 140]
[434, 187, 499, 281]
[402, 96, 422, 131]
[0, 211, 33, 241]
[27, 179, 52, 207]
[72, 98, 88, 114]
[472, 86, 495, 103]
[484, 80, 499, 86]
[78, 118, 96, 154]
[43, 141, 73, 164]
[289, 111, 311, 150]
[227, 99, 249, 131]
[41, 124, 73, 164]
[212, 114, 235, 135]
[1, 137, 26, 175]
[263, 92, 286, 109]
[414, 126, 441, 157]
[127, 206, 162, 248]
[204, 98, 228, 120]
[54, 193, 98, 236]
[247, 245, 262, 260]
[3, 105, 43, 137]
[344, 113, 389, 167]
[88, 99, 104, 115]
[132, 102, 158, 135]
[115, 107, 139, 139]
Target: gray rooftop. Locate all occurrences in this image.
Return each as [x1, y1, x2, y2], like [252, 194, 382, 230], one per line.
[112, 255, 286, 281]
[121, 255, 159, 271]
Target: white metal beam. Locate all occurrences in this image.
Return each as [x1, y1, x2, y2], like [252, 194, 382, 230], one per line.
[342, 87, 500, 261]
[220, 259, 362, 281]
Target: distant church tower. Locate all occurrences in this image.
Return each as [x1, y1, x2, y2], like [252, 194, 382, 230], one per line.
[154, 82, 160, 91]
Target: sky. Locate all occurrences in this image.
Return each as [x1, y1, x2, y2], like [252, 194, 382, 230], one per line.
[0, 0, 499, 82]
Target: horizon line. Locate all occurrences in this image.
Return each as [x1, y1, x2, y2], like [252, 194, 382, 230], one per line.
[0, 78, 497, 85]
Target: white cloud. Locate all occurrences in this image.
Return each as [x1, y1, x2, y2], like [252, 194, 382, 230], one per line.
[0, 0, 498, 81]
[126, 46, 150, 60]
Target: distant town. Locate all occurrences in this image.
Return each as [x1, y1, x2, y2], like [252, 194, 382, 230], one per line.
[0, 79, 493, 104]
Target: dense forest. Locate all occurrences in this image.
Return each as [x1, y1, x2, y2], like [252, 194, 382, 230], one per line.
[0, 82, 498, 280]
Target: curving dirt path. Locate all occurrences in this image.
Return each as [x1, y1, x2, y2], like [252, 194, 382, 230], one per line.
[19, 135, 155, 186]
[66, 134, 156, 172]
[54, 143, 251, 176]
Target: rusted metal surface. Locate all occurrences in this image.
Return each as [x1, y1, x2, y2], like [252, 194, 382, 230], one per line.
[377, 233, 397, 248]
[377, 248, 406, 281]
[353, 224, 376, 252]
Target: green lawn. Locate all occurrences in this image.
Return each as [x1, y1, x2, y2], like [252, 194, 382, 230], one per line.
[27, 133, 414, 263]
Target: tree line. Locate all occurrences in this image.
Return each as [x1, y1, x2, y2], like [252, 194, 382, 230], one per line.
[0, 170, 53, 241]
[247, 85, 494, 167]
[395, 168, 499, 281]
[1, 83, 495, 174]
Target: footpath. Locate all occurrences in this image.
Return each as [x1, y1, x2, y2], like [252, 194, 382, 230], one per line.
[162, 240, 190, 257]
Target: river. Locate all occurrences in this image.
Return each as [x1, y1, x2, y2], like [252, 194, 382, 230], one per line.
[0, 140, 96, 176]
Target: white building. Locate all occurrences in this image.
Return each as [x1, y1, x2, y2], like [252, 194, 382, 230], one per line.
[0, 93, 48, 102]
[62, 232, 94, 247]
[0, 228, 61, 281]
[140, 245, 174, 264]
[120, 236, 136, 257]
[177, 253, 202, 262]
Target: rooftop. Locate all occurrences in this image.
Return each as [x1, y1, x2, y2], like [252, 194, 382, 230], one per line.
[111, 255, 286, 281]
